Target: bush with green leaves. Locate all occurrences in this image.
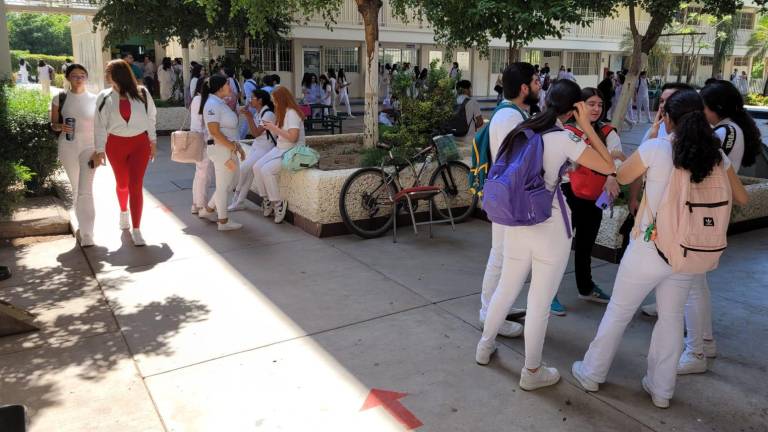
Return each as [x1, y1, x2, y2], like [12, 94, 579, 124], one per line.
[12, 50, 69, 84]
[1, 84, 60, 195]
[371, 62, 456, 166]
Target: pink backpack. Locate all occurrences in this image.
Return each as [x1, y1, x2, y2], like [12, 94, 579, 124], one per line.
[634, 163, 732, 273]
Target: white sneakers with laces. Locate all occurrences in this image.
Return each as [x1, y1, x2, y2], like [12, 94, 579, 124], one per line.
[642, 376, 670, 409]
[218, 220, 242, 231]
[130, 229, 146, 246]
[475, 340, 497, 365]
[119, 211, 130, 230]
[571, 361, 599, 392]
[274, 200, 288, 224]
[262, 200, 274, 217]
[519, 365, 560, 391]
[677, 349, 708, 375]
[478, 315, 523, 338]
[198, 207, 218, 222]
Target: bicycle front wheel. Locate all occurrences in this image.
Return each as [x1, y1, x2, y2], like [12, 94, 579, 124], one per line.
[339, 167, 398, 238]
[429, 161, 478, 223]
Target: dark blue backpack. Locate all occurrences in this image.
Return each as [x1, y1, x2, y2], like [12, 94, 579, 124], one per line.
[482, 127, 572, 237]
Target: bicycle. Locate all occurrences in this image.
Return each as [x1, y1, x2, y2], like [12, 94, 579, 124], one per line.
[339, 133, 479, 239]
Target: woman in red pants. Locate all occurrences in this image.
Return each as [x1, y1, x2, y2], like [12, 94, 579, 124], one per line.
[93, 59, 157, 246]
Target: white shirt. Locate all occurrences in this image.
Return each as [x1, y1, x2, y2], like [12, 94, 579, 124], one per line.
[637, 135, 731, 230]
[714, 118, 745, 172]
[94, 87, 157, 152]
[189, 77, 199, 99]
[457, 95, 483, 145]
[227, 77, 241, 102]
[542, 121, 588, 193]
[489, 103, 527, 162]
[637, 77, 649, 95]
[252, 106, 277, 147]
[53, 91, 97, 155]
[321, 84, 333, 105]
[261, 85, 274, 94]
[329, 78, 337, 98]
[568, 124, 623, 154]
[339, 79, 349, 97]
[189, 95, 204, 133]
[203, 94, 240, 142]
[277, 108, 305, 150]
[38, 65, 53, 81]
[642, 122, 668, 143]
[243, 79, 259, 104]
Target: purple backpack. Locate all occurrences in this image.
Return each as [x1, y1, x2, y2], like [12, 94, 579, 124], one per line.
[482, 127, 572, 237]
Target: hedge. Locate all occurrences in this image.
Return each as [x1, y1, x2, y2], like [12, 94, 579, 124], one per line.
[12, 50, 68, 88]
[0, 81, 60, 204]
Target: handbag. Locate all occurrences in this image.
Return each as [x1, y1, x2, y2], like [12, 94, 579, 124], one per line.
[282, 144, 320, 171]
[171, 108, 205, 163]
[298, 104, 312, 117]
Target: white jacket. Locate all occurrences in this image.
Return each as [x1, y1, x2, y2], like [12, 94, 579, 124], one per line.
[94, 87, 157, 152]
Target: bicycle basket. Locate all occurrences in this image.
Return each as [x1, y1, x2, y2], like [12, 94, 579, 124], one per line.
[434, 135, 460, 164]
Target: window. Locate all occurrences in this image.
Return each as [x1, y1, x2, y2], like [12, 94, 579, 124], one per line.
[570, 52, 598, 75]
[523, 50, 542, 67]
[379, 47, 418, 67]
[278, 40, 293, 72]
[542, 50, 561, 58]
[428, 50, 444, 65]
[324, 47, 359, 73]
[700, 56, 713, 66]
[733, 56, 749, 67]
[456, 52, 470, 72]
[249, 40, 276, 72]
[735, 12, 755, 30]
[670, 55, 684, 75]
[490, 48, 507, 73]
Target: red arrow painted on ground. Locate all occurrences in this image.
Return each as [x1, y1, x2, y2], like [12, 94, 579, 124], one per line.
[360, 388, 423, 430]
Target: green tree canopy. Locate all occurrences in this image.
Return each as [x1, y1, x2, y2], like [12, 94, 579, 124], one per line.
[8, 13, 72, 56]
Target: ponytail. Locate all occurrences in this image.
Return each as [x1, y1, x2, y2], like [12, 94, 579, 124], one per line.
[508, 79, 582, 137]
[667, 95, 722, 183]
[731, 107, 762, 167]
[199, 79, 211, 116]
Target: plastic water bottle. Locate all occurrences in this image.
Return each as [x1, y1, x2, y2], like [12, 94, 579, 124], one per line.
[65, 117, 76, 141]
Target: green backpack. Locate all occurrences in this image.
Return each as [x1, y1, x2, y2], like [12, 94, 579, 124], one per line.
[282, 144, 320, 171]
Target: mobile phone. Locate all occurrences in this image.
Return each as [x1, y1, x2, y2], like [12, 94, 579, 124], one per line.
[88, 159, 95, 169]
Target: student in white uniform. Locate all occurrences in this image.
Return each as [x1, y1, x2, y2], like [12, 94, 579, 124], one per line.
[238, 69, 260, 139]
[328, 68, 339, 115]
[188, 78, 213, 216]
[229, 89, 277, 211]
[635, 71, 652, 123]
[50, 64, 98, 247]
[476, 79, 616, 391]
[572, 89, 748, 408]
[677, 80, 763, 374]
[18, 59, 30, 83]
[455, 80, 484, 146]
[478, 62, 539, 338]
[38, 60, 54, 97]
[252, 86, 306, 224]
[337, 69, 354, 118]
[198, 76, 246, 231]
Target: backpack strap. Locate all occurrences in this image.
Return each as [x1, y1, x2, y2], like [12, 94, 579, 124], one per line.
[57, 92, 67, 122]
[262, 107, 277, 146]
[714, 124, 737, 155]
[98, 89, 113, 113]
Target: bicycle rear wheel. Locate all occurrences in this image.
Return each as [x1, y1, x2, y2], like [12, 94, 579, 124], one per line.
[339, 167, 398, 238]
[429, 161, 478, 223]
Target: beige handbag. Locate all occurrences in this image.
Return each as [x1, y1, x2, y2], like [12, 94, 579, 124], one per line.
[171, 109, 205, 163]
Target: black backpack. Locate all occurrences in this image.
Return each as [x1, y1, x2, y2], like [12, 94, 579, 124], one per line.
[447, 98, 472, 137]
[49, 92, 67, 136]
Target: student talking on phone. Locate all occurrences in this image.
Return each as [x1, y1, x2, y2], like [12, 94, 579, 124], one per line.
[51, 64, 98, 247]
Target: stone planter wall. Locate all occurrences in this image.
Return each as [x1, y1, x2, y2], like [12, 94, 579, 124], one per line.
[156, 106, 189, 134]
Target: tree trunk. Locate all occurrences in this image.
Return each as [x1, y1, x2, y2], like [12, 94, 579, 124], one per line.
[712, 34, 723, 78]
[507, 40, 520, 63]
[356, 0, 382, 148]
[612, 7, 666, 130]
[181, 39, 191, 106]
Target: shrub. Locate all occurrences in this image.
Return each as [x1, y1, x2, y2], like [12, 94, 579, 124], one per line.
[11, 50, 69, 78]
[745, 93, 768, 106]
[1, 85, 59, 194]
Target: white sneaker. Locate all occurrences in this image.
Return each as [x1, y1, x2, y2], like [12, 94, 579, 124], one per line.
[227, 201, 247, 212]
[519, 365, 561, 391]
[677, 349, 707, 375]
[703, 339, 717, 358]
[640, 303, 658, 317]
[262, 200, 274, 217]
[79, 232, 95, 247]
[218, 220, 243, 231]
[571, 361, 599, 392]
[475, 339, 497, 365]
[130, 229, 146, 246]
[119, 211, 130, 230]
[191, 205, 199, 214]
[642, 376, 670, 409]
[479, 317, 523, 338]
[274, 200, 287, 224]
[198, 207, 218, 222]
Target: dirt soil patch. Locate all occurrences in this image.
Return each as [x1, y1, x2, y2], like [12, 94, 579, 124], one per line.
[316, 142, 365, 171]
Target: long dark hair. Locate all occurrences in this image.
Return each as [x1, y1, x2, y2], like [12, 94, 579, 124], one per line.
[191, 64, 203, 79]
[106, 59, 145, 103]
[251, 89, 274, 111]
[338, 69, 347, 82]
[665, 89, 723, 183]
[581, 87, 609, 143]
[510, 79, 583, 136]
[199, 75, 228, 115]
[701, 80, 762, 167]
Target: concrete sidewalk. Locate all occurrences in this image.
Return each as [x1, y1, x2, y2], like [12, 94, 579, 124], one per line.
[0, 136, 766, 431]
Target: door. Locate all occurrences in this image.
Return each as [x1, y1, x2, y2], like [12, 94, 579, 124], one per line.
[303, 48, 321, 76]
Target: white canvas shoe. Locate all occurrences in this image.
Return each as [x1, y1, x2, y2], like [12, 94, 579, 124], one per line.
[198, 207, 218, 222]
[640, 303, 658, 317]
[642, 376, 670, 409]
[130, 229, 146, 246]
[677, 349, 707, 375]
[479, 317, 523, 338]
[119, 211, 130, 230]
[519, 365, 560, 391]
[475, 339, 497, 366]
[191, 205, 199, 214]
[262, 200, 274, 217]
[79, 233, 95, 247]
[218, 220, 243, 231]
[571, 361, 599, 392]
[274, 200, 288, 224]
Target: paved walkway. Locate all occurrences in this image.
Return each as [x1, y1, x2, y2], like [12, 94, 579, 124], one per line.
[1, 135, 767, 431]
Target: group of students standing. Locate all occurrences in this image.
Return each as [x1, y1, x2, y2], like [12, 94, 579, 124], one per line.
[300, 69, 353, 118]
[475, 62, 759, 408]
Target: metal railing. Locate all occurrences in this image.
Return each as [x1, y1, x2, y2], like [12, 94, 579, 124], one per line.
[6, 0, 98, 14]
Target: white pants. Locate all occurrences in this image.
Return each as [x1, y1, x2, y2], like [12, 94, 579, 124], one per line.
[635, 96, 652, 122]
[233, 141, 273, 206]
[479, 222, 505, 320]
[207, 144, 238, 220]
[252, 147, 286, 202]
[480, 207, 571, 369]
[192, 157, 212, 209]
[60, 147, 95, 237]
[684, 273, 713, 354]
[338, 92, 352, 116]
[40, 79, 51, 97]
[580, 239, 694, 399]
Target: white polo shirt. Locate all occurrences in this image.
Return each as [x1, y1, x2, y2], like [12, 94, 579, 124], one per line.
[203, 94, 239, 142]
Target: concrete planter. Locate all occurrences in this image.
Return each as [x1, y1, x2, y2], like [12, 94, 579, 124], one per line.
[156, 106, 188, 134]
[593, 175, 768, 263]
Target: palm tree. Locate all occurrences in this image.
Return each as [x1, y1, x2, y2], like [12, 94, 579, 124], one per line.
[746, 15, 768, 95]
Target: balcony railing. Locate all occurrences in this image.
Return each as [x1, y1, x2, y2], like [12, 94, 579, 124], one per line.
[5, 0, 98, 14]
